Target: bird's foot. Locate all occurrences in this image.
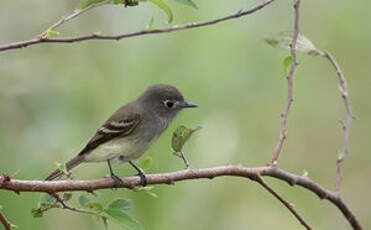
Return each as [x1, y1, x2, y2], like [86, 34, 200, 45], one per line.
[111, 174, 122, 187]
[136, 172, 147, 187]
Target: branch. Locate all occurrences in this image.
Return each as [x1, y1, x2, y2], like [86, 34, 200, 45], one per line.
[254, 176, 312, 230]
[0, 0, 275, 52]
[49, 193, 97, 215]
[270, 0, 301, 165]
[37, 1, 108, 39]
[0, 211, 11, 230]
[322, 52, 354, 193]
[0, 165, 362, 230]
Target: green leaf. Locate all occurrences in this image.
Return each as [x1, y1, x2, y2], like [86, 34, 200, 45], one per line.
[63, 193, 72, 202]
[46, 29, 60, 37]
[55, 161, 67, 175]
[140, 156, 153, 171]
[282, 55, 293, 74]
[171, 125, 202, 152]
[109, 199, 132, 211]
[104, 209, 144, 230]
[149, 0, 173, 23]
[88, 202, 104, 212]
[133, 186, 158, 198]
[302, 170, 309, 177]
[38, 194, 56, 205]
[79, 195, 90, 207]
[146, 16, 156, 30]
[174, 0, 197, 8]
[31, 194, 60, 218]
[338, 84, 344, 93]
[265, 31, 323, 56]
[78, 0, 106, 9]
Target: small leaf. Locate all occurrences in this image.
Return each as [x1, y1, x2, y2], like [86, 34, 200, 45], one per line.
[63, 193, 72, 202]
[109, 199, 133, 212]
[302, 170, 308, 177]
[171, 125, 202, 152]
[32, 194, 60, 218]
[140, 156, 153, 171]
[338, 151, 343, 160]
[79, 195, 90, 207]
[338, 84, 344, 93]
[134, 186, 158, 198]
[46, 28, 60, 37]
[282, 55, 293, 74]
[104, 209, 144, 230]
[55, 162, 67, 175]
[149, 0, 173, 23]
[38, 194, 56, 206]
[265, 31, 323, 56]
[174, 0, 197, 8]
[146, 16, 156, 30]
[88, 202, 104, 212]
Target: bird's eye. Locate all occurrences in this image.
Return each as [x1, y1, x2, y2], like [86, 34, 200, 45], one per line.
[164, 100, 175, 109]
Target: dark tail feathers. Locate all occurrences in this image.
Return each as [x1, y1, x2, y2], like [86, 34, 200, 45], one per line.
[45, 155, 85, 181]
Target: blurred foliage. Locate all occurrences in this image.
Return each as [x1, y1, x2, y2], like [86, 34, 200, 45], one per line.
[0, 0, 371, 230]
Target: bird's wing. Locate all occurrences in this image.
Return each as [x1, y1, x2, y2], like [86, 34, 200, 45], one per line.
[78, 112, 141, 156]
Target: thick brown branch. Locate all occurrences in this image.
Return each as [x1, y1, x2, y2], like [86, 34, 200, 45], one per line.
[0, 211, 11, 230]
[0, 165, 362, 230]
[0, 0, 275, 52]
[322, 52, 354, 193]
[270, 0, 301, 165]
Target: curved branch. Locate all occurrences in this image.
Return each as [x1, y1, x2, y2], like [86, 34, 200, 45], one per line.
[322, 52, 354, 193]
[270, 0, 301, 165]
[0, 165, 362, 230]
[0, 0, 275, 52]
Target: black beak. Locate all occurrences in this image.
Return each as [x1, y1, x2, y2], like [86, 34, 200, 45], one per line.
[181, 101, 198, 108]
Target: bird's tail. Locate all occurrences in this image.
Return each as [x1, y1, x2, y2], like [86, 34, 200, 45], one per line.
[44, 155, 85, 181]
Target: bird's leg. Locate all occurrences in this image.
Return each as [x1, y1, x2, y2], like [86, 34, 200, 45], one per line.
[107, 159, 122, 186]
[173, 151, 190, 169]
[129, 161, 147, 186]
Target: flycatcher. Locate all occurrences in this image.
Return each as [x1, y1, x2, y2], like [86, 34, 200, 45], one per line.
[45, 84, 197, 185]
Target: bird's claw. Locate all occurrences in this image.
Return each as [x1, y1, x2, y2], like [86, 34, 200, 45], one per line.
[136, 172, 147, 186]
[111, 174, 122, 187]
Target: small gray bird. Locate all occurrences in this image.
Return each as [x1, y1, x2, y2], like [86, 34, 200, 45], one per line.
[45, 84, 197, 185]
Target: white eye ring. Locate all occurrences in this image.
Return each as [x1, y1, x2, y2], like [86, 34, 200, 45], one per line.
[164, 100, 175, 109]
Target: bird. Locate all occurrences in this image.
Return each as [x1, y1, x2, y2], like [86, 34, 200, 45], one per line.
[45, 84, 197, 186]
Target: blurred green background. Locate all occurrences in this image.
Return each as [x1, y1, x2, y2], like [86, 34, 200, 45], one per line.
[0, 0, 370, 229]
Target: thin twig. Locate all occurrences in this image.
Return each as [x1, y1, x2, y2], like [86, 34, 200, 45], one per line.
[38, 1, 108, 39]
[0, 165, 362, 230]
[270, 0, 301, 165]
[174, 151, 190, 169]
[322, 52, 354, 193]
[0, 0, 275, 52]
[0, 211, 11, 230]
[253, 176, 312, 230]
[49, 193, 96, 215]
